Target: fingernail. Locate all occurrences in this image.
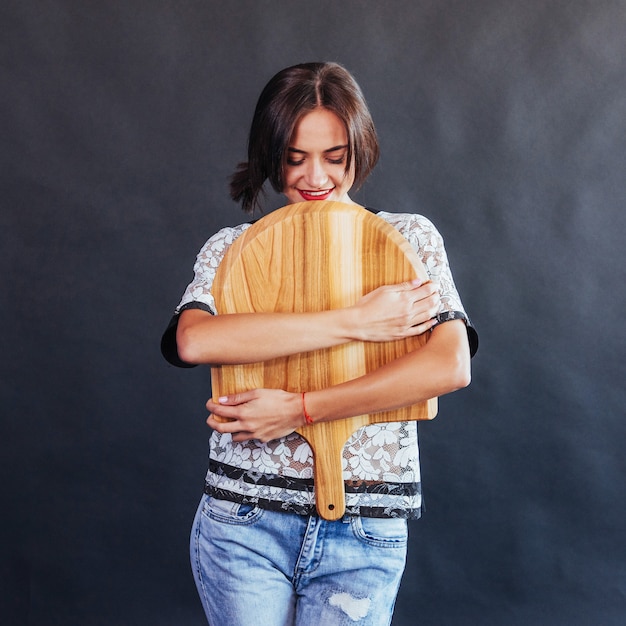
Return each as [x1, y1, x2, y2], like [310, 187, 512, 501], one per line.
[218, 396, 228, 403]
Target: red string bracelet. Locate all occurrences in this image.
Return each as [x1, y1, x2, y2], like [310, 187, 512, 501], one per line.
[301, 392, 313, 425]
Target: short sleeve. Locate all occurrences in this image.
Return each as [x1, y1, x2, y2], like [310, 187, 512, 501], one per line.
[175, 222, 253, 315]
[161, 222, 252, 367]
[377, 211, 478, 357]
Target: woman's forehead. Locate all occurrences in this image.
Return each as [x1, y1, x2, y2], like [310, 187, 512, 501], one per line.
[289, 108, 348, 151]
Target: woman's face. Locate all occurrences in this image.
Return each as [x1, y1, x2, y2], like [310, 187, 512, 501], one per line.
[282, 108, 356, 205]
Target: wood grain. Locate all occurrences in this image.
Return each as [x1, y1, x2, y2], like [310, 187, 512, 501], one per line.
[211, 201, 437, 519]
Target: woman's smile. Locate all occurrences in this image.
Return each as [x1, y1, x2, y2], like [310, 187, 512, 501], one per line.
[296, 187, 335, 201]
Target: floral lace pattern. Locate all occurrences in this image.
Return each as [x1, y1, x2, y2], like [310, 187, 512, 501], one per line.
[176, 211, 470, 518]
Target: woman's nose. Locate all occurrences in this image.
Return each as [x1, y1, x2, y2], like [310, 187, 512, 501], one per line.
[304, 159, 329, 188]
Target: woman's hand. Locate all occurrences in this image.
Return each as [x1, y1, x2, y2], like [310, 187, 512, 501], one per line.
[206, 390, 303, 443]
[349, 279, 439, 342]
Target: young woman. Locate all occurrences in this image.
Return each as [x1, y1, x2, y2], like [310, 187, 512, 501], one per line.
[162, 62, 477, 626]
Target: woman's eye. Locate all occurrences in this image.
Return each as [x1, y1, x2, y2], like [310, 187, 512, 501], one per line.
[287, 158, 304, 166]
[327, 157, 345, 165]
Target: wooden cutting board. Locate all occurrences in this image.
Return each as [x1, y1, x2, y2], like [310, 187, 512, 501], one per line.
[211, 200, 437, 520]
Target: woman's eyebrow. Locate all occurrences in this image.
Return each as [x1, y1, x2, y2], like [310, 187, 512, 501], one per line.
[287, 144, 348, 155]
[324, 144, 348, 153]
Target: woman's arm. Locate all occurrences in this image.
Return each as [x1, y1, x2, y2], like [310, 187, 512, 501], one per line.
[176, 279, 439, 365]
[206, 319, 471, 442]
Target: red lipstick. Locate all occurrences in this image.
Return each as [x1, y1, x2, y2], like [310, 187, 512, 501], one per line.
[298, 188, 334, 201]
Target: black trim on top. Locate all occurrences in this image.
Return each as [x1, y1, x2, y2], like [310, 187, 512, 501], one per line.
[160, 302, 214, 368]
[435, 310, 479, 357]
[202, 484, 423, 520]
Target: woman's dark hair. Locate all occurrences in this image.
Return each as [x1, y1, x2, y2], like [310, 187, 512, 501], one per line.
[230, 62, 380, 214]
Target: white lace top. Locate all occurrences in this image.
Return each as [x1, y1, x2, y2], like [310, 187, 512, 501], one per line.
[173, 211, 474, 518]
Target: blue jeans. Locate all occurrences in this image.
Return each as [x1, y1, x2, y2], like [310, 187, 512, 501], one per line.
[190, 494, 408, 626]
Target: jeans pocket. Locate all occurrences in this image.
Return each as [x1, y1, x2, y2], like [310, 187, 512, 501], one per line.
[350, 516, 408, 548]
[202, 495, 263, 525]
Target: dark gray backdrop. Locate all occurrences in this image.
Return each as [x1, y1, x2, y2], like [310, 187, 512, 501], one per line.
[2, 1, 625, 624]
